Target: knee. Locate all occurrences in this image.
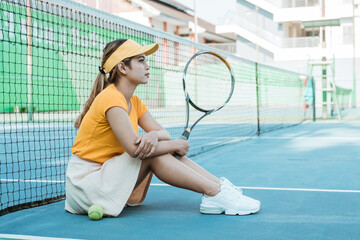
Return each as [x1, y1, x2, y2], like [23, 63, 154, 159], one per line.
[149, 153, 171, 162]
[147, 153, 173, 167]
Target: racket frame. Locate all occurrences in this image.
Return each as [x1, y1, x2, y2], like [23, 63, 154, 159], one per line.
[180, 50, 235, 139]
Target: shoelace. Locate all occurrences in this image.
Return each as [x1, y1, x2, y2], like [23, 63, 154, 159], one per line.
[234, 186, 243, 194]
[221, 177, 243, 195]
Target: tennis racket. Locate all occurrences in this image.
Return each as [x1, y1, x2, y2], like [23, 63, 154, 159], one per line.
[175, 50, 235, 159]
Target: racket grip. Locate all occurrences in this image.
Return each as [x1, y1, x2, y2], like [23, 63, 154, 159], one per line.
[174, 136, 186, 160]
[181, 128, 190, 139]
[174, 129, 190, 160]
[179, 135, 188, 140]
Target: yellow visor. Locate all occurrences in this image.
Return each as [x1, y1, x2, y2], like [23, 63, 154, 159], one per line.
[103, 39, 159, 73]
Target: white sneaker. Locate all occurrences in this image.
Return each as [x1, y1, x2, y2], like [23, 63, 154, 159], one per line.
[220, 177, 261, 206]
[200, 184, 260, 215]
[220, 177, 243, 194]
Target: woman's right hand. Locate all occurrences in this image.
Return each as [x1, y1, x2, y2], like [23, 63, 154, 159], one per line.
[173, 139, 190, 157]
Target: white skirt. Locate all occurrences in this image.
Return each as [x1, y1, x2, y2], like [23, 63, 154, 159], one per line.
[65, 153, 152, 217]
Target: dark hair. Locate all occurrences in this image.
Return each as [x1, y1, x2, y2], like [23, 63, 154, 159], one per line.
[74, 39, 132, 128]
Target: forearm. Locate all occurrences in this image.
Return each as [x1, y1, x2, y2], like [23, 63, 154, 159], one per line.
[142, 140, 176, 159]
[153, 129, 171, 141]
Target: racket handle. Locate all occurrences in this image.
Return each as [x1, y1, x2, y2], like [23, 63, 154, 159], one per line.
[181, 128, 190, 139]
[174, 129, 190, 159]
[179, 135, 188, 140]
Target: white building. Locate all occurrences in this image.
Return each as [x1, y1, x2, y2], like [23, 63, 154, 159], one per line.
[72, 0, 359, 107]
[72, 0, 235, 46]
[215, 0, 359, 106]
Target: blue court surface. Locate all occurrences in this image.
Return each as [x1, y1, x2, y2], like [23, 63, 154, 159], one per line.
[0, 121, 359, 240]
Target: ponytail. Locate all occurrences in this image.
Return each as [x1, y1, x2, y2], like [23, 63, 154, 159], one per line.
[74, 72, 108, 128]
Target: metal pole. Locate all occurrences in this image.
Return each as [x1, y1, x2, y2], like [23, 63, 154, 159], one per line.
[321, 0, 327, 119]
[194, 0, 198, 43]
[352, 0, 357, 108]
[256, 63, 260, 136]
[27, 0, 33, 121]
[312, 76, 316, 121]
[255, 6, 259, 63]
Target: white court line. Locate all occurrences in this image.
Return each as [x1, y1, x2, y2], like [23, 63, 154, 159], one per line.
[241, 186, 360, 193]
[258, 136, 360, 140]
[0, 179, 65, 183]
[0, 123, 72, 131]
[150, 183, 360, 193]
[2, 180, 359, 193]
[0, 234, 81, 240]
[189, 137, 251, 139]
[181, 136, 360, 140]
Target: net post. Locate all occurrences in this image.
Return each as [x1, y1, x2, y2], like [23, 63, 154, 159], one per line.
[312, 75, 316, 122]
[256, 62, 260, 136]
[27, 0, 33, 121]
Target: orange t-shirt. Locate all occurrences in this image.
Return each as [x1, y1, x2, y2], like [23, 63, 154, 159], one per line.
[72, 84, 148, 163]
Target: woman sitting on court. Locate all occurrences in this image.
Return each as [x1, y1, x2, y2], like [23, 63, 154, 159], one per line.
[65, 39, 260, 217]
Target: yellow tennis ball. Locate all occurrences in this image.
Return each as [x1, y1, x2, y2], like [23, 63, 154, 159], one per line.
[88, 204, 103, 220]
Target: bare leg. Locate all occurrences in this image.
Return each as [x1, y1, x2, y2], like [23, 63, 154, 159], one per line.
[135, 154, 220, 196]
[178, 156, 221, 185]
[135, 156, 221, 189]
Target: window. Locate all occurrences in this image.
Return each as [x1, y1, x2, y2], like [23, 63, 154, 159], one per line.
[342, 25, 353, 45]
[305, 28, 320, 37]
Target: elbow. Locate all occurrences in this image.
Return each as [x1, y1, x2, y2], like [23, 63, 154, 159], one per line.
[127, 150, 138, 159]
[125, 145, 139, 159]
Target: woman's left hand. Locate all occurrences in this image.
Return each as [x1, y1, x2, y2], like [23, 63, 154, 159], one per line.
[134, 131, 159, 159]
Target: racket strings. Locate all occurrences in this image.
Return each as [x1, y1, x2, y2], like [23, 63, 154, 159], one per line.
[185, 54, 233, 111]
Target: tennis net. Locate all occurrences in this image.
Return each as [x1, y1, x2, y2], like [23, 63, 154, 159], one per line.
[0, 0, 306, 215]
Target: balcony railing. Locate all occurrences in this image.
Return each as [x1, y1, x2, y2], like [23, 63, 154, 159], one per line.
[206, 43, 237, 54]
[225, 15, 320, 48]
[206, 35, 319, 55]
[266, 0, 319, 8]
[227, 16, 283, 47]
[282, 36, 320, 48]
